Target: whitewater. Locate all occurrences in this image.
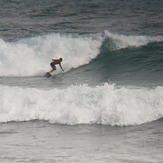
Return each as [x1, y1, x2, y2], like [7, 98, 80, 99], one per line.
[0, 84, 163, 126]
[0, 33, 102, 76]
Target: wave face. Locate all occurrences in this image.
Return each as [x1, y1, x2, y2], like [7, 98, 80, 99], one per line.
[74, 31, 163, 85]
[0, 84, 163, 126]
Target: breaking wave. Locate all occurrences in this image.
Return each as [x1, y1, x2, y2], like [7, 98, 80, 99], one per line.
[0, 84, 163, 126]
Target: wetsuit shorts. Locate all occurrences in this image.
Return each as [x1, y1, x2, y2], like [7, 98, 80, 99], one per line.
[50, 62, 56, 70]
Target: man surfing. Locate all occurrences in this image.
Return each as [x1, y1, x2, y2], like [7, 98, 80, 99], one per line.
[50, 58, 64, 73]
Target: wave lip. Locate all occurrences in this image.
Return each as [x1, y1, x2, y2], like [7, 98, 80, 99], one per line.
[0, 84, 163, 126]
[103, 30, 163, 50]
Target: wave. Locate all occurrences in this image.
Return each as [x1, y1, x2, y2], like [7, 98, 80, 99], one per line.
[0, 84, 163, 126]
[0, 33, 102, 76]
[86, 31, 163, 84]
[1, 31, 163, 77]
[103, 30, 163, 50]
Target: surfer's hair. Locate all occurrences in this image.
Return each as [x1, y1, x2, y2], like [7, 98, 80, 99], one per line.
[60, 58, 63, 61]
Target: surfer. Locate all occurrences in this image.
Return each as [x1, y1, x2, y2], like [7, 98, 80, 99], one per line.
[50, 58, 64, 73]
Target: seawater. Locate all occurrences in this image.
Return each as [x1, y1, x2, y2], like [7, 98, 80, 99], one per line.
[0, 0, 163, 162]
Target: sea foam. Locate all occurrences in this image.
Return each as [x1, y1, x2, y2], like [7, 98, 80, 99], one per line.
[0, 84, 162, 126]
[0, 34, 102, 76]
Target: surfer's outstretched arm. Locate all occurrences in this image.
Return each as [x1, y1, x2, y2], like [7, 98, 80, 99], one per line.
[59, 63, 64, 71]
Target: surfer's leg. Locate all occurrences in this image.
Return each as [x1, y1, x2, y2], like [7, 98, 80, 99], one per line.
[50, 63, 56, 73]
[50, 65, 56, 73]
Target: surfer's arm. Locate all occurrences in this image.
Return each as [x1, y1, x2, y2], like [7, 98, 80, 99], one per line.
[59, 63, 64, 71]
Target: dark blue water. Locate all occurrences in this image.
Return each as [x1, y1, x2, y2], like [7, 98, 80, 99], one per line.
[0, 0, 163, 162]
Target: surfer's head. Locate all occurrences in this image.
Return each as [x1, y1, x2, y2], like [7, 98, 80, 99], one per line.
[60, 58, 63, 62]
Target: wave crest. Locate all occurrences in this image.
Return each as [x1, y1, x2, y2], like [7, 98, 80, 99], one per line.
[103, 30, 163, 50]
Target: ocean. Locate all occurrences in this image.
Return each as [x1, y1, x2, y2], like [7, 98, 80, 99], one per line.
[0, 0, 163, 162]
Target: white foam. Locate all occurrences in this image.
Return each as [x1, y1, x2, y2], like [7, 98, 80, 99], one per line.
[0, 84, 162, 126]
[104, 30, 163, 50]
[0, 34, 102, 76]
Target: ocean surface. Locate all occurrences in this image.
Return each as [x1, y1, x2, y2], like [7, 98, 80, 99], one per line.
[0, 0, 163, 162]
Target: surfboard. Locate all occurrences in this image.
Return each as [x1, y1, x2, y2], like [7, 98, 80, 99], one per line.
[45, 72, 52, 77]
